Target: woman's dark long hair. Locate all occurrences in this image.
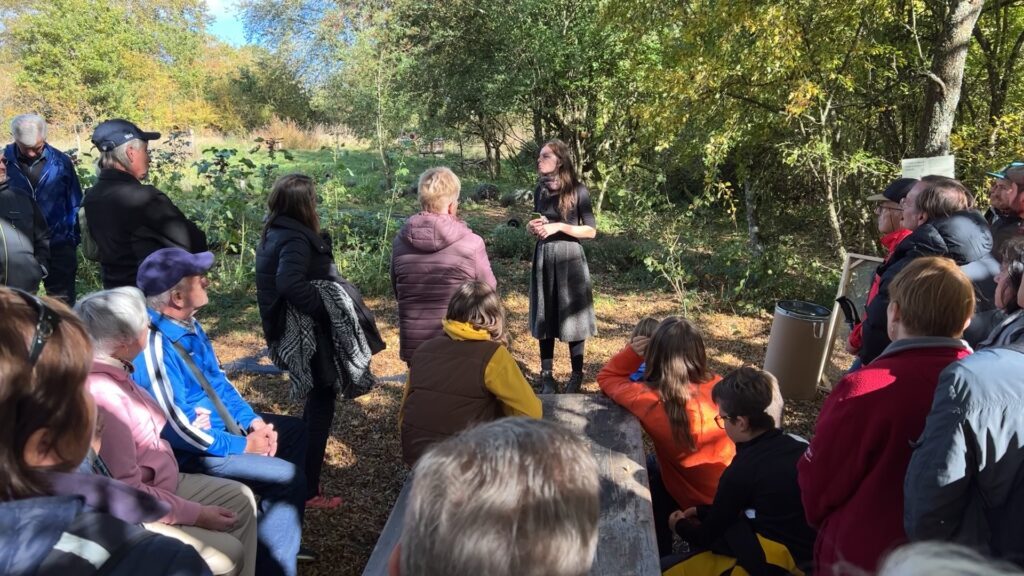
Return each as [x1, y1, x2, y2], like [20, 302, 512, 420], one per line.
[0, 289, 94, 500]
[263, 173, 320, 242]
[643, 317, 712, 451]
[540, 139, 581, 222]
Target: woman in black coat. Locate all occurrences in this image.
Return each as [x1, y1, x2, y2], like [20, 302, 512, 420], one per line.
[255, 174, 383, 509]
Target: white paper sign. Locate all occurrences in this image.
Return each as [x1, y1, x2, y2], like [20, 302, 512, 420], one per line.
[901, 155, 955, 179]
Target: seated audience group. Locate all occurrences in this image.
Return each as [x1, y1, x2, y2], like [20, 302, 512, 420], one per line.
[7, 112, 1024, 576]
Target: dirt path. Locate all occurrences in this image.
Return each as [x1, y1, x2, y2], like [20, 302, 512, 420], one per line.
[206, 269, 844, 575]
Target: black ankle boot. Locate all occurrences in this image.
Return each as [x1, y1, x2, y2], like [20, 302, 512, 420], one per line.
[565, 372, 584, 394]
[540, 370, 558, 394]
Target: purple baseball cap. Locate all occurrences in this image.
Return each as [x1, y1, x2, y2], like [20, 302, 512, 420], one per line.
[137, 248, 214, 296]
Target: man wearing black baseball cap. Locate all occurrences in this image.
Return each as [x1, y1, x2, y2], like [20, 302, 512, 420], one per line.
[81, 119, 207, 288]
[844, 178, 918, 365]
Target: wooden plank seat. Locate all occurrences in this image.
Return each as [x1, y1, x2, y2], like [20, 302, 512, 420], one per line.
[362, 394, 660, 576]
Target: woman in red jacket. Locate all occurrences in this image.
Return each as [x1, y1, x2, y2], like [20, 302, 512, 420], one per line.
[597, 317, 734, 557]
[798, 256, 976, 574]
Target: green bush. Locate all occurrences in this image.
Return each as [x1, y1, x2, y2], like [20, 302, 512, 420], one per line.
[587, 234, 648, 274]
[335, 243, 393, 297]
[489, 224, 534, 260]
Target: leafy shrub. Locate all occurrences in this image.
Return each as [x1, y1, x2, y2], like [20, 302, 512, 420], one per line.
[587, 234, 647, 274]
[336, 244, 392, 297]
[489, 224, 534, 260]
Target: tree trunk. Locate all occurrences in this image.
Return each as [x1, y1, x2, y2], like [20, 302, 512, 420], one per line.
[824, 177, 848, 262]
[532, 108, 544, 146]
[744, 179, 764, 259]
[915, 0, 985, 156]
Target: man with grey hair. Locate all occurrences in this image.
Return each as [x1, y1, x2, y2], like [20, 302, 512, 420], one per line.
[81, 119, 207, 288]
[4, 113, 83, 303]
[389, 418, 600, 576]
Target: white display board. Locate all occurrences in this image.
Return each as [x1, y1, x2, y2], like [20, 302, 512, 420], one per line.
[901, 155, 956, 179]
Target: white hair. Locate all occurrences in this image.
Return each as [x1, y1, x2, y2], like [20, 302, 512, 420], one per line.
[74, 287, 149, 356]
[400, 418, 600, 576]
[11, 114, 47, 147]
[877, 542, 1024, 576]
[96, 138, 145, 174]
[144, 276, 190, 312]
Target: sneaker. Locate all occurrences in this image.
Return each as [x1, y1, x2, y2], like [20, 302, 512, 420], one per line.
[539, 370, 558, 394]
[564, 372, 584, 394]
[297, 546, 317, 563]
[306, 493, 343, 510]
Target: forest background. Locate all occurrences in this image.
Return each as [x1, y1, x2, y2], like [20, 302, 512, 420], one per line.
[2, 0, 1023, 310]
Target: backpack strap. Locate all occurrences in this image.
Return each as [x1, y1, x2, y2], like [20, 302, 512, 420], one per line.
[36, 511, 156, 576]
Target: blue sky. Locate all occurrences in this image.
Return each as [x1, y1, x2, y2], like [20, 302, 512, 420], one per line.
[207, 0, 248, 46]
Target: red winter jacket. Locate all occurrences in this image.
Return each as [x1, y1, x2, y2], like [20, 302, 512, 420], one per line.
[391, 212, 497, 362]
[798, 338, 971, 574]
[847, 228, 912, 351]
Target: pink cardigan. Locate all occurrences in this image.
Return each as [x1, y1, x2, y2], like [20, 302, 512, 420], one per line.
[87, 358, 201, 525]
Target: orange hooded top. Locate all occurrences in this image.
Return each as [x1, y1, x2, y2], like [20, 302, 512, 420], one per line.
[598, 346, 735, 508]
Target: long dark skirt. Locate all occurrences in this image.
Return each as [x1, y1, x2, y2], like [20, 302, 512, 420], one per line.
[529, 239, 597, 341]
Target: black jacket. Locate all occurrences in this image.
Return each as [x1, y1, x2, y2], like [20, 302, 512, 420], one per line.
[81, 169, 207, 288]
[0, 180, 49, 291]
[255, 215, 384, 353]
[674, 428, 817, 568]
[860, 210, 999, 363]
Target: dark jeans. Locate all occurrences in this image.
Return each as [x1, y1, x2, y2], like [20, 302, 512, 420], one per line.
[177, 412, 308, 576]
[304, 326, 343, 499]
[44, 242, 77, 305]
[648, 454, 682, 557]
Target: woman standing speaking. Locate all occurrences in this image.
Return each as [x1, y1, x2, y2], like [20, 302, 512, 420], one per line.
[527, 140, 597, 394]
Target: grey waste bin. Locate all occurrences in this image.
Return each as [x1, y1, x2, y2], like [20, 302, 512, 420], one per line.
[763, 300, 832, 401]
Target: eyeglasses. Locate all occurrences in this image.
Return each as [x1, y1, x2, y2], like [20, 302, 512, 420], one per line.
[875, 204, 903, 213]
[714, 414, 734, 429]
[10, 288, 62, 365]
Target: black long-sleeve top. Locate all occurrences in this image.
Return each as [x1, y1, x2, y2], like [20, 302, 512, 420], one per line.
[533, 183, 596, 243]
[674, 428, 817, 567]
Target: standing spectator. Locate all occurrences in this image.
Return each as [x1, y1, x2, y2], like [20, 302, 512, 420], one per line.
[985, 161, 1024, 259]
[256, 173, 383, 509]
[77, 287, 259, 576]
[4, 114, 82, 303]
[391, 167, 495, 363]
[390, 418, 600, 576]
[976, 237, 1024, 348]
[859, 176, 998, 363]
[527, 140, 597, 394]
[845, 178, 916, 365]
[597, 316, 734, 557]
[799, 256, 975, 574]
[1, 155, 50, 292]
[904, 239, 1024, 567]
[0, 287, 211, 576]
[133, 248, 308, 576]
[399, 281, 542, 466]
[82, 119, 207, 289]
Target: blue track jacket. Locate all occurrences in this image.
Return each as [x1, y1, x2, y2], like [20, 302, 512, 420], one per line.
[3, 143, 83, 247]
[133, 310, 259, 457]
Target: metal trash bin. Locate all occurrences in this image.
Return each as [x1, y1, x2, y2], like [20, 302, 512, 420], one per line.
[763, 300, 832, 401]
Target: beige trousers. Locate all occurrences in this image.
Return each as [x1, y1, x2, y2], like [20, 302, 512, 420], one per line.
[144, 473, 258, 576]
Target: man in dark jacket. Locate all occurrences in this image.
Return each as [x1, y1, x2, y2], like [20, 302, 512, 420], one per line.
[986, 161, 1024, 260]
[859, 175, 999, 363]
[391, 167, 496, 362]
[0, 156, 49, 292]
[4, 114, 82, 303]
[904, 255, 1024, 566]
[81, 119, 207, 289]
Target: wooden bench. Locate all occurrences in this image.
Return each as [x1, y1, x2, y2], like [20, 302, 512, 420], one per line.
[361, 394, 660, 576]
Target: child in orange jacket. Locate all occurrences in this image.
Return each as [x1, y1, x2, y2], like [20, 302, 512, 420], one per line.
[598, 316, 735, 557]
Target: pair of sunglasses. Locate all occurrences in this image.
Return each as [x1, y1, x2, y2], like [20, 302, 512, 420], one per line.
[7, 288, 62, 365]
